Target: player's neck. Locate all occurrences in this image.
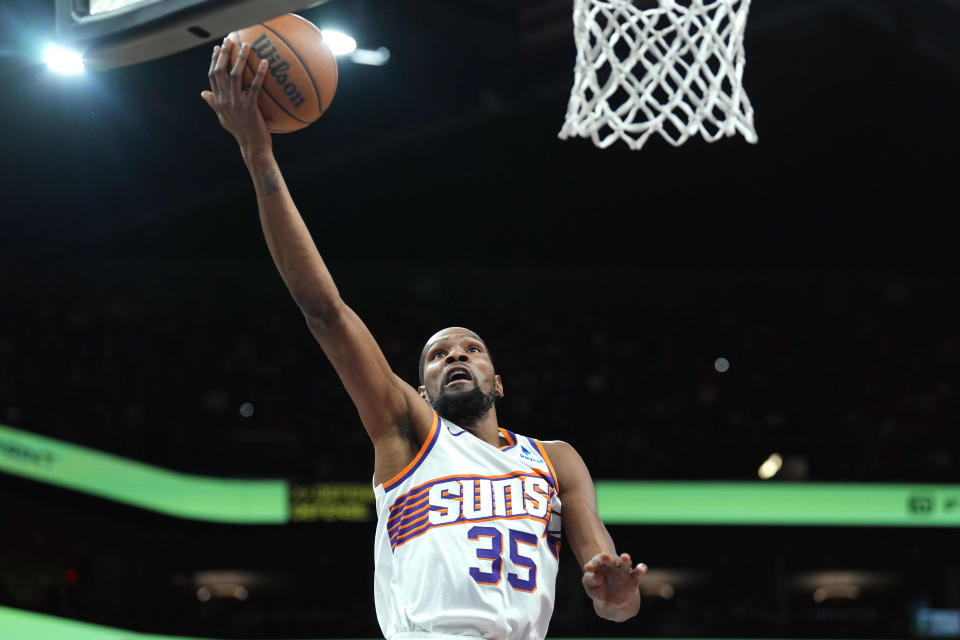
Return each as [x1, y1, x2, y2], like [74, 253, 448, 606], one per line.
[456, 408, 501, 447]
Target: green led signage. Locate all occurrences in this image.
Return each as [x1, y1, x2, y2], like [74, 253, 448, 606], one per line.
[2, 424, 959, 527]
[289, 482, 376, 522]
[0, 424, 288, 524]
[0, 605, 316, 640]
[595, 481, 960, 527]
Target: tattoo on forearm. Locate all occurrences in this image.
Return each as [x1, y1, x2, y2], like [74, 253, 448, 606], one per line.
[260, 169, 283, 196]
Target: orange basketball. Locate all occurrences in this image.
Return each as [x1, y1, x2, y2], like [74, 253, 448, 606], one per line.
[228, 14, 338, 134]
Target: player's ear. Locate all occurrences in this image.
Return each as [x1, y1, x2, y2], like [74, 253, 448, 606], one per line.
[418, 385, 429, 402]
[494, 374, 504, 398]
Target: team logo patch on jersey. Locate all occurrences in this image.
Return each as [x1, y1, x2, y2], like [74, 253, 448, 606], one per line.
[519, 446, 544, 465]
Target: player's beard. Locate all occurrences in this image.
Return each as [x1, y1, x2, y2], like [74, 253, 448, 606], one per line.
[431, 383, 496, 427]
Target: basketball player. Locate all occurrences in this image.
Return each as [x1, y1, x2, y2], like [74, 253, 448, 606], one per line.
[201, 38, 647, 640]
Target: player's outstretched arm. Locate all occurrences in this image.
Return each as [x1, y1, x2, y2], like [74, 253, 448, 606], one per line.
[200, 39, 433, 469]
[543, 441, 647, 622]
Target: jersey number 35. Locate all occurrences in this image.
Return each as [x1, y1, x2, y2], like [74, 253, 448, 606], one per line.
[468, 525, 538, 592]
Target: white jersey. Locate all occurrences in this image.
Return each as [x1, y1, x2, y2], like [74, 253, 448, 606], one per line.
[373, 413, 563, 640]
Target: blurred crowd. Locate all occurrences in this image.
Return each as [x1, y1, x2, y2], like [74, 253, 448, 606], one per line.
[1, 262, 957, 483]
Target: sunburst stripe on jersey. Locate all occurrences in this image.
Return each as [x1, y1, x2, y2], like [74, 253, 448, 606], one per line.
[387, 501, 443, 536]
[390, 512, 430, 537]
[387, 496, 465, 536]
[391, 512, 553, 551]
[386, 494, 432, 530]
[387, 503, 428, 531]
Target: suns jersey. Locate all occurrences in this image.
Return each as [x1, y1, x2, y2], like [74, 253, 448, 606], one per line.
[373, 413, 563, 640]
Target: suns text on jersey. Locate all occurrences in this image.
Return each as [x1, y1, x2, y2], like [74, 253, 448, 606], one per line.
[427, 475, 552, 524]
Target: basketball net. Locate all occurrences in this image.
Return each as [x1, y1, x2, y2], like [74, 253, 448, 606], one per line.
[558, 0, 758, 150]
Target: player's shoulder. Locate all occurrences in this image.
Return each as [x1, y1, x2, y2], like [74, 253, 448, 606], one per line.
[537, 440, 593, 494]
[538, 439, 579, 458]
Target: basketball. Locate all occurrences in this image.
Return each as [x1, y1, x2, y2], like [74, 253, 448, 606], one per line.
[228, 14, 338, 134]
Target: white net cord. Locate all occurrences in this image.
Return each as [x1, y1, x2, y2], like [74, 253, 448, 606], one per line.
[558, 0, 758, 150]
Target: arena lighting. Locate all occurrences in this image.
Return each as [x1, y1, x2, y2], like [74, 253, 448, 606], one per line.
[316, 26, 390, 66]
[3, 424, 960, 526]
[351, 47, 391, 66]
[640, 581, 676, 599]
[196, 583, 249, 601]
[793, 570, 896, 592]
[915, 606, 960, 637]
[758, 453, 783, 479]
[193, 572, 251, 601]
[89, 0, 148, 15]
[319, 29, 357, 56]
[813, 584, 861, 602]
[44, 44, 85, 74]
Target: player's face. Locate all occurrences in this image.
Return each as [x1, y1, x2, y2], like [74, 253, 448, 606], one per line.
[419, 328, 503, 422]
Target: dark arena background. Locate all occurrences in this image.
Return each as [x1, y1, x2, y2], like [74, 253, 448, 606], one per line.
[1, 0, 959, 639]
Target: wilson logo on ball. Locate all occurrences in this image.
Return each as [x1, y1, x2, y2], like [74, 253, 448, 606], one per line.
[229, 13, 338, 133]
[250, 34, 307, 109]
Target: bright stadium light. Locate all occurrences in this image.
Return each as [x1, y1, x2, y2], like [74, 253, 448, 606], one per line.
[351, 46, 391, 66]
[758, 453, 783, 480]
[44, 44, 85, 74]
[320, 29, 357, 56]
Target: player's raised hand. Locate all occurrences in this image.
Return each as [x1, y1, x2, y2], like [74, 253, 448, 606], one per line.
[582, 552, 647, 612]
[201, 38, 271, 156]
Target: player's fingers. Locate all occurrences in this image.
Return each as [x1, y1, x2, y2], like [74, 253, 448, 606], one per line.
[582, 570, 603, 590]
[248, 59, 268, 101]
[230, 40, 248, 97]
[620, 553, 632, 567]
[213, 37, 231, 86]
[200, 90, 218, 111]
[207, 45, 221, 95]
[628, 563, 647, 583]
[584, 553, 603, 571]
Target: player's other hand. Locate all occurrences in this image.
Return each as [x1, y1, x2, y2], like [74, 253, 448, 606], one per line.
[583, 552, 647, 611]
[201, 37, 272, 157]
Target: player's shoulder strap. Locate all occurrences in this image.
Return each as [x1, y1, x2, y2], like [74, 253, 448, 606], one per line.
[508, 429, 560, 493]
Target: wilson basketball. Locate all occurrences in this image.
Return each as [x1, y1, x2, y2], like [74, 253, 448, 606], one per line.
[228, 14, 338, 134]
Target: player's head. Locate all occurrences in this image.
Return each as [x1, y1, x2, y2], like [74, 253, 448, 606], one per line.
[418, 327, 503, 426]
